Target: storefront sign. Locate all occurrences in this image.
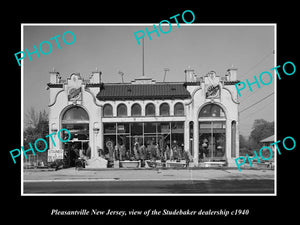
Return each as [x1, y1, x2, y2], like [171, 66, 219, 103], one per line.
[205, 71, 220, 99]
[48, 149, 64, 162]
[206, 85, 220, 98]
[68, 87, 81, 101]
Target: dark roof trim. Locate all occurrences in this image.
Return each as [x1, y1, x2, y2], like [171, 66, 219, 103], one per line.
[96, 83, 191, 101]
[224, 80, 240, 85]
[47, 83, 63, 88]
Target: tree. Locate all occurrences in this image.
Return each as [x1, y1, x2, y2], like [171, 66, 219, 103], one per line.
[248, 119, 274, 151]
[239, 134, 250, 156]
[25, 107, 39, 128]
[24, 108, 49, 165]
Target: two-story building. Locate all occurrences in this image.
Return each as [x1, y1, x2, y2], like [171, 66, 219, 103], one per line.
[47, 67, 240, 167]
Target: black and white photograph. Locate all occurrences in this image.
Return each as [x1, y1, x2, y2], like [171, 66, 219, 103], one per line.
[4, 5, 298, 224]
[21, 24, 275, 195]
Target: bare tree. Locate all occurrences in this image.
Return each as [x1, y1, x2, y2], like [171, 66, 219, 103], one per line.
[25, 107, 40, 128]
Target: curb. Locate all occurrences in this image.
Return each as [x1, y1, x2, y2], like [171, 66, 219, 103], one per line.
[23, 167, 275, 172]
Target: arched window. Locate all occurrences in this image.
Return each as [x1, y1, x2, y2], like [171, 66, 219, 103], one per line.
[199, 104, 225, 118]
[131, 103, 141, 116]
[62, 106, 89, 122]
[103, 104, 113, 117]
[117, 104, 127, 117]
[174, 102, 184, 116]
[145, 103, 155, 116]
[160, 103, 170, 116]
[61, 106, 89, 141]
[231, 121, 236, 157]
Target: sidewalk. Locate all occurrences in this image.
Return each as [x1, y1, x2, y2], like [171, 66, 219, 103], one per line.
[23, 168, 275, 182]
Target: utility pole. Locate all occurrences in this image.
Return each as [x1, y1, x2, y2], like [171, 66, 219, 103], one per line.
[118, 71, 124, 83]
[142, 38, 145, 76]
[163, 68, 170, 82]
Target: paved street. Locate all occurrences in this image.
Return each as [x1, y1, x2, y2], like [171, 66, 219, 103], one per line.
[23, 168, 275, 194]
[24, 179, 274, 194]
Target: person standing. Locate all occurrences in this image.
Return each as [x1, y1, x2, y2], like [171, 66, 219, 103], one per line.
[86, 145, 91, 159]
[139, 145, 146, 167]
[133, 138, 140, 160]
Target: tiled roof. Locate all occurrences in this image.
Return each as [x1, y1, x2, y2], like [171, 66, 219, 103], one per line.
[260, 135, 274, 143]
[96, 83, 191, 101]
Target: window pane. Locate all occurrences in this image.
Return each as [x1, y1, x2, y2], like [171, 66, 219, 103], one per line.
[62, 107, 89, 121]
[103, 104, 113, 117]
[117, 123, 129, 133]
[144, 122, 156, 133]
[174, 103, 184, 116]
[62, 123, 89, 140]
[199, 104, 225, 117]
[145, 103, 155, 116]
[131, 104, 141, 116]
[160, 103, 170, 116]
[171, 122, 184, 133]
[199, 121, 226, 161]
[131, 123, 143, 135]
[104, 123, 116, 134]
[159, 122, 170, 133]
[117, 104, 127, 117]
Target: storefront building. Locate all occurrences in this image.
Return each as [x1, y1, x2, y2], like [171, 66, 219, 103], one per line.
[47, 68, 240, 167]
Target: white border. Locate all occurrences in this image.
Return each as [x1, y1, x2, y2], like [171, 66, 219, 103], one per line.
[21, 23, 277, 197]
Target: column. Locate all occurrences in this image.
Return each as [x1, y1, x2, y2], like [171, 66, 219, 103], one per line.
[226, 120, 231, 161]
[235, 120, 240, 158]
[193, 119, 199, 166]
[184, 120, 190, 152]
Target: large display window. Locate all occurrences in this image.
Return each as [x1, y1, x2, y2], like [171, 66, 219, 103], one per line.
[103, 122, 184, 161]
[199, 121, 226, 161]
[198, 104, 226, 162]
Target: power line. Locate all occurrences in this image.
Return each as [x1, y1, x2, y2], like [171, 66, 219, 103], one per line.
[240, 100, 273, 118]
[240, 92, 274, 113]
[239, 78, 274, 104]
[242, 50, 274, 77]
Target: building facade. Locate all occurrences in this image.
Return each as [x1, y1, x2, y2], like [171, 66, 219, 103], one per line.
[47, 68, 240, 167]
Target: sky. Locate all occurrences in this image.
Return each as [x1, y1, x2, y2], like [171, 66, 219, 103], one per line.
[23, 24, 275, 138]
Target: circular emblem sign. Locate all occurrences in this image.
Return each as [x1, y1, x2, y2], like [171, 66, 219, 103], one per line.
[106, 140, 113, 149]
[68, 87, 81, 101]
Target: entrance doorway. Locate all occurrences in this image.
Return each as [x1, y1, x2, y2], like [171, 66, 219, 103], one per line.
[63, 141, 89, 167]
[199, 121, 226, 161]
[61, 106, 90, 167]
[198, 104, 226, 162]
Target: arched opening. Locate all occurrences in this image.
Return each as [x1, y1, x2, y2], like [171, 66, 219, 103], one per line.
[174, 102, 184, 116]
[198, 104, 226, 162]
[131, 103, 142, 116]
[117, 104, 128, 117]
[103, 104, 113, 117]
[160, 103, 170, 116]
[61, 106, 90, 167]
[145, 103, 155, 116]
[199, 104, 225, 117]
